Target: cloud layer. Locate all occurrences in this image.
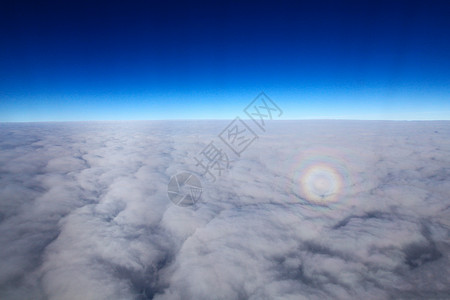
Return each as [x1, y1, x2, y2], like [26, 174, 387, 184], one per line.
[0, 120, 449, 299]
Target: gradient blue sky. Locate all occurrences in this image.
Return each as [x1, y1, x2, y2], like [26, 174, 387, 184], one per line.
[1, 0, 449, 121]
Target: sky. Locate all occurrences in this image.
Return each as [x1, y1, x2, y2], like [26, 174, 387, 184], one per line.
[0, 0, 449, 121]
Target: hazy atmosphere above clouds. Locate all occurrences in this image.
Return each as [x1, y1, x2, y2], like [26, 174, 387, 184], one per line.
[0, 120, 449, 299]
[1, 0, 449, 121]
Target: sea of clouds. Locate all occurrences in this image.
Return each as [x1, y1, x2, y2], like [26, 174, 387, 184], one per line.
[0, 120, 449, 299]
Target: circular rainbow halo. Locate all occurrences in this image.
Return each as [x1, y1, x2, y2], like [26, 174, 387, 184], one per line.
[291, 150, 351, 207]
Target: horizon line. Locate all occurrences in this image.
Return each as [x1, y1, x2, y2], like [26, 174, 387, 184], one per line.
[1, 118, 450, 124]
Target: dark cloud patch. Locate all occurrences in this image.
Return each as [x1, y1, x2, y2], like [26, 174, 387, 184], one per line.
[332, 211, 389, 229]
[404, 241, 442, 269]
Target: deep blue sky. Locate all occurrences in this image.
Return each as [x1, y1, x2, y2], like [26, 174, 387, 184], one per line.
[0, 0, 449, 121]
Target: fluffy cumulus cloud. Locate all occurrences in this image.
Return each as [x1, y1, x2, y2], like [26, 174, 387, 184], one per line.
[0, 120, 449, 299]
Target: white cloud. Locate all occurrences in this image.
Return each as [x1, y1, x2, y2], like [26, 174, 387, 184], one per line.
[0, 120, 449, 299]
